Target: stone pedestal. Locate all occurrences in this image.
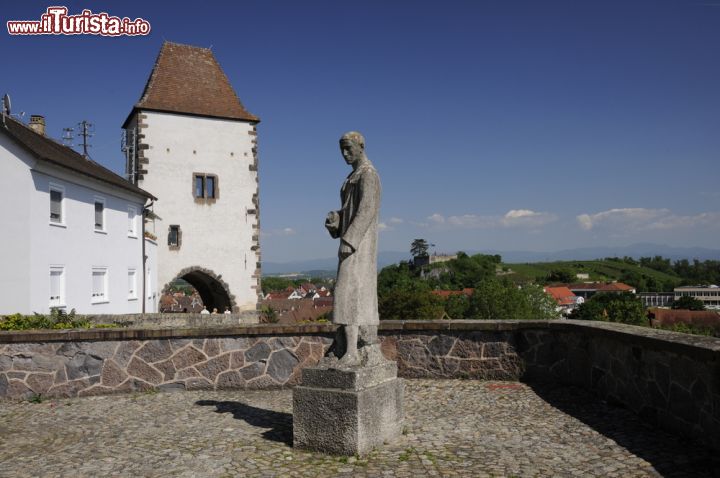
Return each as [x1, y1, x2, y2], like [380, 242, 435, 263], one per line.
[293, 361, 404, 455]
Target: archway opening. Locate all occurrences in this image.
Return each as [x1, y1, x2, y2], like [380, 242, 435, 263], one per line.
[182, 270, 232, 313]
[161, 268, 233, 313]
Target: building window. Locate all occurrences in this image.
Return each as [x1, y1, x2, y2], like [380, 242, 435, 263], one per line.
[193, 173, 218, 201]
[206, 176, 216, 198]
[50, 266, 65, 307]
[195, 175, 205, 198]
[49, 185, 64, 225]
[128, 269, 137, 300]
[92, 268, 108, 303]
[94, 197, 105, 232]
[168, 225, 181, 249]
[128, 206, 137, 237]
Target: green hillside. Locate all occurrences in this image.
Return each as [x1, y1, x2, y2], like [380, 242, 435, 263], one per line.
[502, 259, 681, 292]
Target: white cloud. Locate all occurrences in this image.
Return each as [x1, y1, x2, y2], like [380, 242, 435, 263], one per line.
[389, 217, 404, 224]
[423, 209, 556, 229]
[447, 214, 496, 228]
[646, 212, 720, 230]
[576, 208, 720, 231]
[261, 227, 297, 237]
[428, 213, 445, 224]
[378, 222, 389, 232]
[500, 209, 557, 227]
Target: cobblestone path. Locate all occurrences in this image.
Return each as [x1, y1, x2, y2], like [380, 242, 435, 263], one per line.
[0, 380, 717, 477]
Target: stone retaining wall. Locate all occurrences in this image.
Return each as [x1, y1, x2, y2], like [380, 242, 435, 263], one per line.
[80, 312, 259, 328]
[1, 320, 718, 450]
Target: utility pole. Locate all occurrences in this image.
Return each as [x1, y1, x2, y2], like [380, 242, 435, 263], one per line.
[77, 120, 94, 158]
[61, 127, 74, 147]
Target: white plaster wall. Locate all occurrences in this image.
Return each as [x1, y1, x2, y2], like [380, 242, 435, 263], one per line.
[144, 237, 158, 313]
[137, 111, 259, 311]
[0, 136, 34, 314]
[24, 163, 150, 315]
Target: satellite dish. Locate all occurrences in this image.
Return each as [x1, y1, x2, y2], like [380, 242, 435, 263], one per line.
[2, 94, 10, 116]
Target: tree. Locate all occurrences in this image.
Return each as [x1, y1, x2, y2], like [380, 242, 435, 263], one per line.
[545, 268, 576, 284]
[379, 286, 445, 321]
[569, 292, 647, 326]
[465, 279, 558, 321]
[410, 239, 430, 258]
[443, 294, 470, 320]
[261, 277, 294, 294]
[671, 296, 705, 311]
[427, 253, 499, 290]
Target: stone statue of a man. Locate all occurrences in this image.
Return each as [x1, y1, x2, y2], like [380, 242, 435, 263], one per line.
[325, 131, 381, 367]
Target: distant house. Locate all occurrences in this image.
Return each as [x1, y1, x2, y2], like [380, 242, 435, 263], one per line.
[299, 283, 317, 295]
[0, 114, 157, 314]
[159, 292, 204, 313]
[673, 285, 720, 310]
[544, 286, 584, 315]
[562, 282, 636, 299]
[637, 292, 674, 308]
[260, 297, 332, 323]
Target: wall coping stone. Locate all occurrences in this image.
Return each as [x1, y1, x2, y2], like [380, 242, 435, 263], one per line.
[1, 320, 718, 359]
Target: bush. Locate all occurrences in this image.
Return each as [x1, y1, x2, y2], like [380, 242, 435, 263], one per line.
[569, 292, 647, 326]
[661, 322, 716, 337]
[671, 296, 705, 311]
[0, 308, 90, 331]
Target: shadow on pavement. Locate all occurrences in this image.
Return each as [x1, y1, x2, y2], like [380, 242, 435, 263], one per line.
[196, 400, 292, 445]
[527, 382, 720, 478]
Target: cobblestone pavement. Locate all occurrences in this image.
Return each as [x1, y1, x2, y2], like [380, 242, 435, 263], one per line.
[0, 380, 717, 477]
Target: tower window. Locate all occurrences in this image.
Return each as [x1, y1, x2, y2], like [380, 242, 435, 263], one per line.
[193, 173, 219, 202]
[168, 225, 181, 249]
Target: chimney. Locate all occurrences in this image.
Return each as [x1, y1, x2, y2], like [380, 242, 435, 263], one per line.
[29, 115, 46, 136]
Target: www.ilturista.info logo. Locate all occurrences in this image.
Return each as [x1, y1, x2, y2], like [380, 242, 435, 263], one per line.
[7, 6, 151, 36]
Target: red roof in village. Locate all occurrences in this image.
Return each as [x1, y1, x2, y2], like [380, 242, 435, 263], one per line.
[564, 282, 635, 292]
[431, 288, 474, 298]
[124, 42, 259, 126]
[544, 286, 577, 306]
[265, 290, 293, 300]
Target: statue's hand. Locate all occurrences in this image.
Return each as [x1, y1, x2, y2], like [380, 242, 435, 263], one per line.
[325, 211, 340, 238]
[339, 240, 354, 259]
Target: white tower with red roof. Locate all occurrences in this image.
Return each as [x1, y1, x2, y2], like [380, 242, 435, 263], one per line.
[123, 42, 260, 313]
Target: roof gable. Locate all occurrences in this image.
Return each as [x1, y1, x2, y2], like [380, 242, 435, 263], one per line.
[1, 117, 154, 200]
[126, 42, 259, 125]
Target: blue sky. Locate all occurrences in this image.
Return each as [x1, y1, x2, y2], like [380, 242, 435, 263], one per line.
[2, 1, 719, 263]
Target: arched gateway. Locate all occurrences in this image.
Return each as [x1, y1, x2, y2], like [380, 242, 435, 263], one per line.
[163, 267, 234, 312]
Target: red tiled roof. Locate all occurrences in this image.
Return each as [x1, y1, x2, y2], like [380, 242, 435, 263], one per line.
[544, 286, 577, 306]
[265, 290, 293, 300]
[124, 42, 259, 126]
[564, 282, 635, 292]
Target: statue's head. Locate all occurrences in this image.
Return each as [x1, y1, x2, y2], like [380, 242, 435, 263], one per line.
[340, 131, 365, 165]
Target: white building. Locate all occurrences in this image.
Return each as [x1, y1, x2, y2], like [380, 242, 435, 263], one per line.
[674, 285, 720, 310]
[0, 114, 157, 315]
[122, 42, 261, 313]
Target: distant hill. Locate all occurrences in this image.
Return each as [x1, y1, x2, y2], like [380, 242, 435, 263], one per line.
[262, 243, 720, 275]
[502, 259, 681, 291]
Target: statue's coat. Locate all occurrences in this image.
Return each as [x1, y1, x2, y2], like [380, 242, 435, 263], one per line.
[329, 160, 381, 325]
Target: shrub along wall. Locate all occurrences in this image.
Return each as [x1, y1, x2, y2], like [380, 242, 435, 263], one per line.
[0, 320, 718, 451]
